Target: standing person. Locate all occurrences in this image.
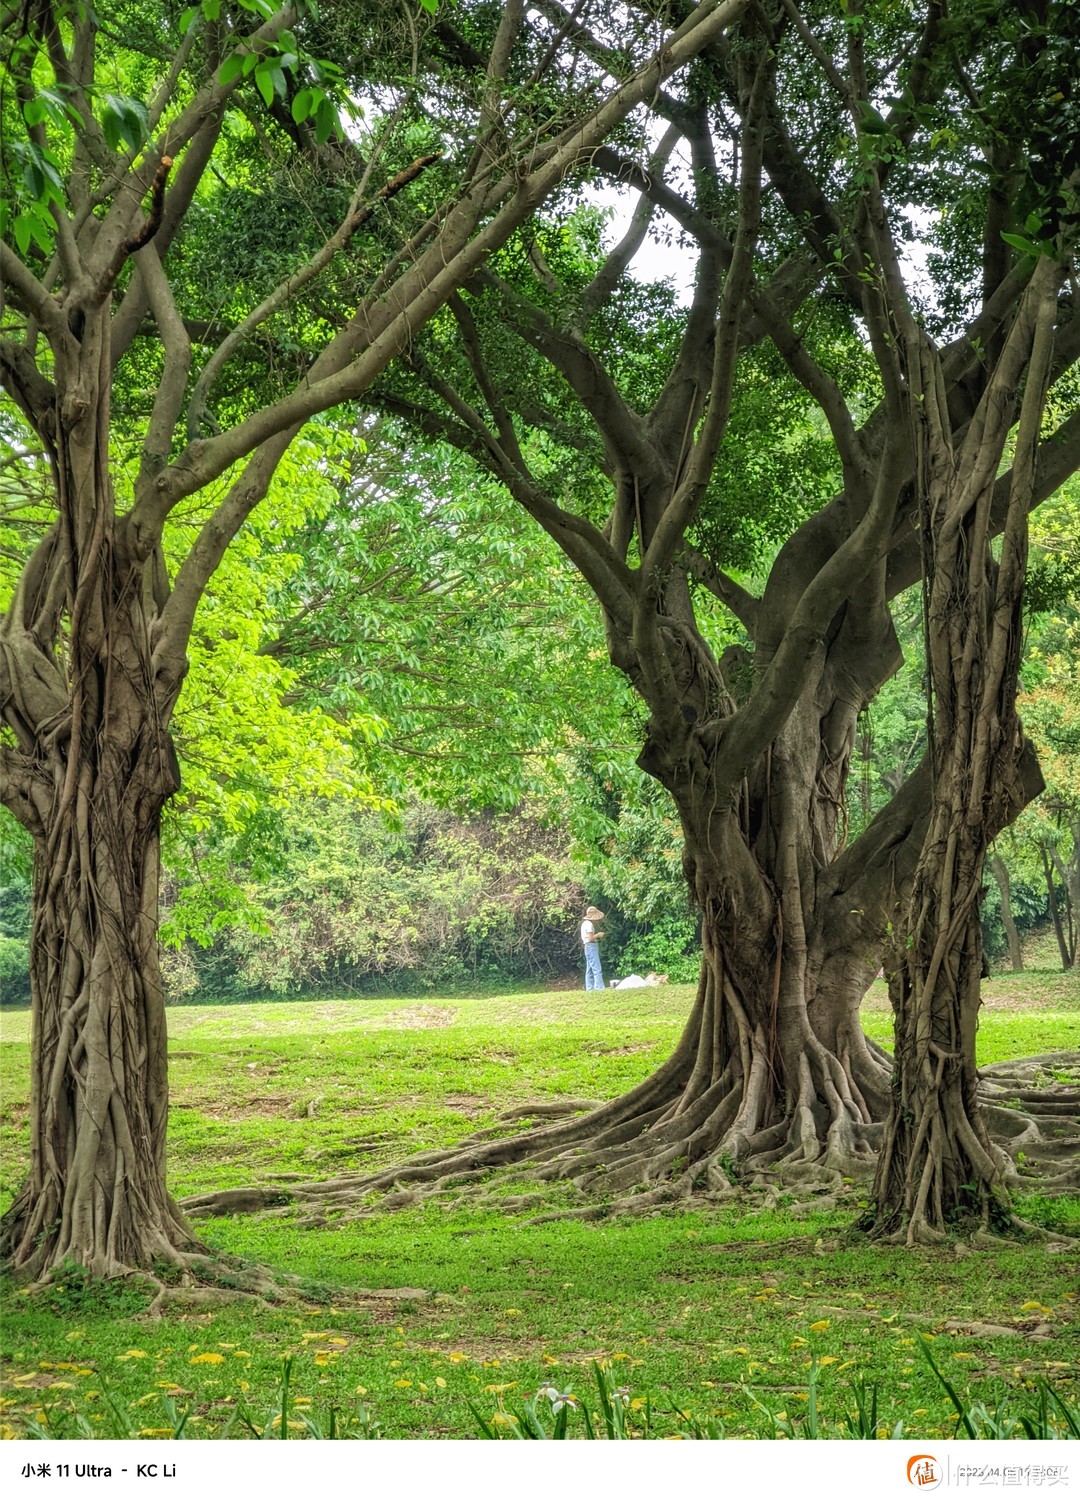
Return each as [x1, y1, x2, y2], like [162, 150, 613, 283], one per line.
[581, 905, 606, 991]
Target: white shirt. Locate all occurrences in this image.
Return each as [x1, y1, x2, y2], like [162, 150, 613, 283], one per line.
[580, 920, 597, 946]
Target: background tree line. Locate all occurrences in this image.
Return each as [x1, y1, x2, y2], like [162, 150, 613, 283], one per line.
[2, 469, 1074, 1004]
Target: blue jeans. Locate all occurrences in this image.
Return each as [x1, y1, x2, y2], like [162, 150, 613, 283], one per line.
[584, 943, 604, 990]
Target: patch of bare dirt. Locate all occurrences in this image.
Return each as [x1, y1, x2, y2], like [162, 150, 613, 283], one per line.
[443, 1094, 492, 1115]
[382, 1005, 457, 1029]
[247, 1094, 296, 1114]
[586, 1042, 655, 1057]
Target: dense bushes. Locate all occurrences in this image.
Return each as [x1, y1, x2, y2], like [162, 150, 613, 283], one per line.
[163, 801, 589, 998]
[3, 788, 707, 1007]
[0, 935, 30, 1005]
[0, 875, 30, 1005]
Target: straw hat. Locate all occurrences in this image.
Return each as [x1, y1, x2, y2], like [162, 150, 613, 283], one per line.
[585, 906, 605, 920]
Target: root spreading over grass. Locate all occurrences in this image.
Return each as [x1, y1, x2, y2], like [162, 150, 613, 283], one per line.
[180, 1036, 1079, 1233]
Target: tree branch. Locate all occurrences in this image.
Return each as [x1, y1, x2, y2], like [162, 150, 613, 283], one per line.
[640, 45, 770, 585]
[0, 339, 58, 439]
[711, 426, 908, 781]
[469, 267, 659, 480]
[0, 242, 68, 344]
[682, 544, 760, 637]
[132, 242, 192, 514]
[109, 110, 229, 371]
[579, 122, 681, 321]
[186, 152, 440, 441]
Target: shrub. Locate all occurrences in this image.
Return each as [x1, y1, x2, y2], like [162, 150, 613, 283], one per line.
[0, 935, 30, 1006]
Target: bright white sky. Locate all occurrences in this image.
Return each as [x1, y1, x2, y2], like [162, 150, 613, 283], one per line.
[591, 176, 938, 317]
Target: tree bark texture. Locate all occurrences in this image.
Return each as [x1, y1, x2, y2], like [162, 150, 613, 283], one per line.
[871, 259, 1063, 1243]
[1, 305, 198, 1278]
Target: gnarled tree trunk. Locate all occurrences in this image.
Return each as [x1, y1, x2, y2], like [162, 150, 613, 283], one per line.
[4, 692, 193, 1278]
[871, 257, 1062, 1243]
[1, 305, 199, 1279]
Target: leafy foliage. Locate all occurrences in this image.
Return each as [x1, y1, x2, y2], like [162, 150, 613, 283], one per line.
[166, 799, 586, 997]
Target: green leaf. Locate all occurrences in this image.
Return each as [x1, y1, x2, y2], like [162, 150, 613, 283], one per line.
[854, 99, 889, 133]
[13, 207, 54, 256]
[314, 95, 338, 145]
[29, 87, 82, 133]
[254, 63, 275, 107]
[218, 52, 246, 86]
[99, 93, 149, 153]
[291, 88, 316, 124]
[1001, 231, 1038, 257]
[13, 213, 33, 256]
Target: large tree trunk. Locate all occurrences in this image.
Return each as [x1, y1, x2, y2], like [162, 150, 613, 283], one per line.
[1, 307, 200, 1279]
[3, 697, 194, 1278]
[870, 257, 1062, 1244]
[619, 670, 898, 1194]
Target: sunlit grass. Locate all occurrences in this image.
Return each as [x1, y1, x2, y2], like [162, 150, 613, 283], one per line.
[1, 971, 1077, 1439]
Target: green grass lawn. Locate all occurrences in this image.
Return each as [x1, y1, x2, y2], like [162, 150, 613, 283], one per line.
[1, 971, 1077, 1440]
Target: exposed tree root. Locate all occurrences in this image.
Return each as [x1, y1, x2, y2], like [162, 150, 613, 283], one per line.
[977, 1054, 1080, 1196]
[177, 949, 1079, 1242]
[8, 1244, 327, 1320]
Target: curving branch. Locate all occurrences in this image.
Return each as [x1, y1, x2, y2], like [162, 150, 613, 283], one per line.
[639, 46, 771, 585]
[96, 155, 174, 301]
[646, 106, 727, 455]
[376, 371, 636, 631]
[710, 427, 908, 783]
[682, 544, 760, 638]
[139, 0, 757, 524]
[447, 293, 525, 466]
[85, 6, 298, 295]
[185, 152, 441, 442]
[0, 242, 68, 344]
[108, 113, 229, 372]
[468, 267, 659, 479]
[578, 123, 682, 322]
[886, 376, 1080, 604]
[132, 242, 191, 510]
[0, 339, 58, 438]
